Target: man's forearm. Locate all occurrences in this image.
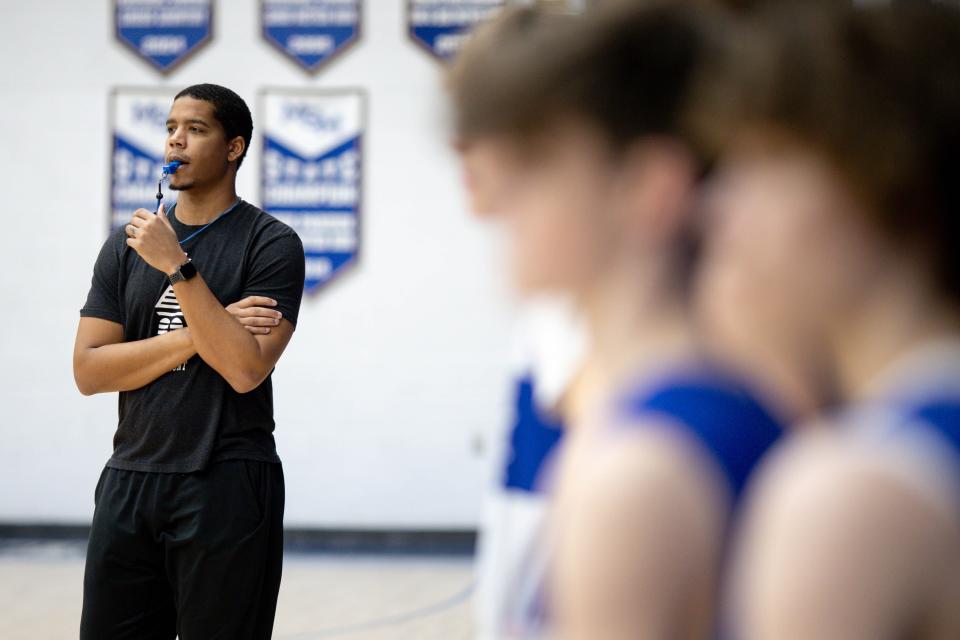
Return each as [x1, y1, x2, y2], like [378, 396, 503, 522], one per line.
[74, 328, 196, 395]
[172, 275, 267, 393]
[124, 205, 277, 393]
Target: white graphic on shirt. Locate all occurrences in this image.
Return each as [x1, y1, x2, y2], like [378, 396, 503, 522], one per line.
[155, 284, 187, 372]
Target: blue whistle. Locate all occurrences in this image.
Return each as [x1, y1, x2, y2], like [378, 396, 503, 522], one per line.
[156, 161, 182, 212]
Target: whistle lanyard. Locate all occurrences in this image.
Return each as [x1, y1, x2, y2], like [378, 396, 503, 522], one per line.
[171, 198, 242, 246]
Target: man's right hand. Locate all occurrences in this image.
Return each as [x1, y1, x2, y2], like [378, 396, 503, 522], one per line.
[226, 296, 283, 335]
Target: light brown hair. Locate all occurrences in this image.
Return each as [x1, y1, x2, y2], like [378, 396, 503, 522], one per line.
[448, 1, 727, 162]
[691, 1, 960, 299]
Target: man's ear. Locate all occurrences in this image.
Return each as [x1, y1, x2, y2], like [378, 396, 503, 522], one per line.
[227, 136, 246, 164]
[615, 139, 697, 247]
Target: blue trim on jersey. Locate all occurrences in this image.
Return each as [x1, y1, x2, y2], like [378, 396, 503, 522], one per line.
[880, 397, 960, 480]
[503, 375, 565, 493]
[907, 401, 960, 455]
[620, 368, 784, 502]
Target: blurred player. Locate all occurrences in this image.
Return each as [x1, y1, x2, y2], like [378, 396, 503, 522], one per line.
[451, 8, 588, 639]
[691, 3, 960, 638]
[449, 3, 786, 637]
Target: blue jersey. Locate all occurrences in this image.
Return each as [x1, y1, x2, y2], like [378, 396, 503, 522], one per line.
[493, 365, 787, 639]
[503, 375, 565, 494]
[476, 298, 586, 640]
[617, 365, 784, 506]
[477, 374, 566, 639]
[618, 366, 784, 640]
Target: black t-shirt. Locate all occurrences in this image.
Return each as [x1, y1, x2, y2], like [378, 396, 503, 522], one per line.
[80, 199, 305, 473]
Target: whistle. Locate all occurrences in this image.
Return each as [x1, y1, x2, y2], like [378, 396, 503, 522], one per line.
[156, 160, 182, 212]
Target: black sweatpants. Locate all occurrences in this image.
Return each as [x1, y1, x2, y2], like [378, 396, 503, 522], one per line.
[80, 460, 284, 640]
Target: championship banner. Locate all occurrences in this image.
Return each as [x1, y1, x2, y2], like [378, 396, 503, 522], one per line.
[261, 89, 364, 293]
[262, 0, 361, 73]
[408, 0, 504, 62]
[115, 0, 213, 73]
[110, 88, 177, 232]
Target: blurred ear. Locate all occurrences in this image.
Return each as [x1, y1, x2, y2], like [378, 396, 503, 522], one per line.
[458, 137, 524, 220]
[614, 139, 697, 248]
[227, 135, 246, 164]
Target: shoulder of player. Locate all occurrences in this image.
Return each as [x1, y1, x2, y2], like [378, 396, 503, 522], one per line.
[566, 423, 729, 524]
[553, 425, 729, 590]
[747, 425, 959, 544]
[729, 425, 960, 639]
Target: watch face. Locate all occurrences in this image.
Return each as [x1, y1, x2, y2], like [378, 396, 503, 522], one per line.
[180, 261, 197, 279]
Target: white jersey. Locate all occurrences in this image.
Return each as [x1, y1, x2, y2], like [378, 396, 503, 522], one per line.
[475, 296, 587, 640]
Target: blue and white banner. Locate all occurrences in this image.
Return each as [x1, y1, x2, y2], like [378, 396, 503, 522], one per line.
[110, 88, 177, 231]
[115, 0, 213, 73]
[408, 0, 503, 61]
[262, 0, 361, 73]
[261, 90, 364, 293]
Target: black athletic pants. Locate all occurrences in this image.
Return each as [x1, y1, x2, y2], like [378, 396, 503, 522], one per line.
[80, 460, 284, 640]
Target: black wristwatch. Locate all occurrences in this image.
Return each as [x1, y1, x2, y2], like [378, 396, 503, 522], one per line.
[168, 257, 198, 285]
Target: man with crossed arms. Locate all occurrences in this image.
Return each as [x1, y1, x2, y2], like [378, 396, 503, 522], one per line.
[74, 83, 304, 639]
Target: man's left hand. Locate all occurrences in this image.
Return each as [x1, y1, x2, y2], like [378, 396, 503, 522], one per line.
[125, 204, 187, 275]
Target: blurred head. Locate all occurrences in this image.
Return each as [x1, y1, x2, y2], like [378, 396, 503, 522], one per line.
[166, 83, 253, 192]
[448, 2, 721, 297]
[693, 2, 960, 388]
[448, 7, 566, 221]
